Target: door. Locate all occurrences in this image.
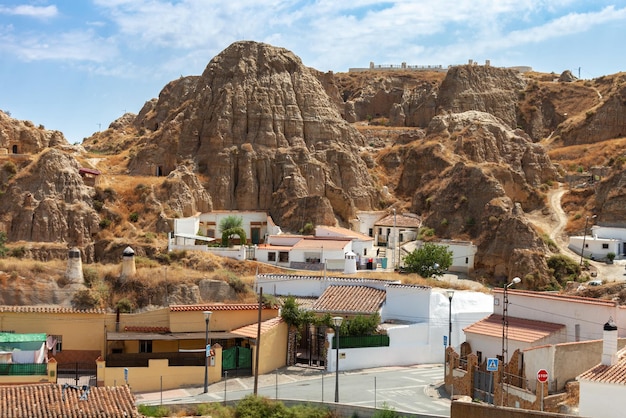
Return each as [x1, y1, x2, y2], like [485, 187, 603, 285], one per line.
[251, 228, 260, 244]
[473, 368, 494, 404]
[222, 346, 252, 376]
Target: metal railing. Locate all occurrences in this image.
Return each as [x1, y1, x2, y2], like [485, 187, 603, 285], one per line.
[332, 335, 390, 349]
[0, 363, 47, 376]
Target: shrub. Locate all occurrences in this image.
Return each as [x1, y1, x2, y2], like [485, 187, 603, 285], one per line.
[129, 212, 139, 223]
[115, 298, 134, 313]
[9, 246, 26, 258]
[3, 161, 17, 175]
[137, 405, 170, 417]
[228, 275, 247, 294]
[83, 267, 99, 287]
[71, 290, 101, 310]
[99, 218, 111, 229]
[0, 232, 7, 257]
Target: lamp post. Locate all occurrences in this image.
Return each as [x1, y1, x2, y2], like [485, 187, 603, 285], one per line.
[392, 209, 397, 271]
[501, 277, 521, 406]
[332, 316, 343, 403]
[579, 215, 597, 266]
[203, 311, 212, 394]
[446, 290, 455, 350]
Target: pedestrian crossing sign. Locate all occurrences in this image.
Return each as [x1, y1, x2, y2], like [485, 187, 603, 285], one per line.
[487, 358, 498, 371]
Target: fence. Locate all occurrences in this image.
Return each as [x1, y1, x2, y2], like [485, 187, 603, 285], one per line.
[0, 363, 47, 375]
[332, 335, 390, 349]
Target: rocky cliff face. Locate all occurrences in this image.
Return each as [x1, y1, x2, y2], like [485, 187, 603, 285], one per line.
[0, 111, 68, 153]
[0, 149, 101, 256]
[129, 41, 379, 230]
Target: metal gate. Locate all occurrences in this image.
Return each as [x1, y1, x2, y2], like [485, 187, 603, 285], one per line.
[222, 346, 252, 376]
[296, 324, 326, 367]
[473, 369, 494, 404]
[57, 362, 97, 386]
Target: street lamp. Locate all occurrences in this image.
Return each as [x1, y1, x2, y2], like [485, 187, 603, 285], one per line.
[501, 277, 521, 406]
[446, 290, 455, 350]
[579, 215, 597, 266]
[203, 311, 212, 394]
[332, 316, 343, 403]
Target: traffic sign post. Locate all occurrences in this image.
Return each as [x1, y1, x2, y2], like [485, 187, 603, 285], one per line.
[537, 369, 548, 411]
[486, 358, 499, 372]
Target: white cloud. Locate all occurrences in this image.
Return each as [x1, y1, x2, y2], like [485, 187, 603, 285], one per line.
[0, 4, 58, 19]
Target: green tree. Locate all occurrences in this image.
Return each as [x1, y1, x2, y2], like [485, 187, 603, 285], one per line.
[219, 215, 247, 247]
[402, 242, 453, 277]
[0, 231, 8, 257]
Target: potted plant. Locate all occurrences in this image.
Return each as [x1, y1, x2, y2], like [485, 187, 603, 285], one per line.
[607, 252, 616, 264]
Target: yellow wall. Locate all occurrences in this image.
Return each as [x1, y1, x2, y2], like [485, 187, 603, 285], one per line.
[254, 322, 288, 375]
[169, 308, 279, 332]
[0, 312, 106, 352]
[99, 345, 223, 392]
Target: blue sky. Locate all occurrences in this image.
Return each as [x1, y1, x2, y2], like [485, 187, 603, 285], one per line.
[1, 1, 626, 144]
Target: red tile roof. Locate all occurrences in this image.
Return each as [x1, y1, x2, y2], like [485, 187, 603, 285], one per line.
[578, 348, 626, 384]
[124, 326, 170, 333]
[494, 288, 619, 307]
[169, 303, 277, 312]
[231, 317, 285, 339]
[375, 213, 422, 228]
[464, 314, 565, 343]
[0, 305, 105, 314]
[312, 285, 386, 315]
[0, 383, 138, 417]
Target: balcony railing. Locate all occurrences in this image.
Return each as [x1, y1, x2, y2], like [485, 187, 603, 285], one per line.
[332, 335, 390, 349]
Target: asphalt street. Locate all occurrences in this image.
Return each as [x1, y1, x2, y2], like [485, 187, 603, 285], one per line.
[135, 364, 451, 417]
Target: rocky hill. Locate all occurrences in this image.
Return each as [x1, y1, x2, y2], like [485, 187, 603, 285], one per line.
[1, 41, 626, 300]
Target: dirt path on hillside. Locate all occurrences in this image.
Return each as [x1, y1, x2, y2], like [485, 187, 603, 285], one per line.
[527, 184, 626, 282]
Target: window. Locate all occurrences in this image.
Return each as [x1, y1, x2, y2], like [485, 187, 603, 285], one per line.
[139, 340, 153, 353]
[378, 228, 382, 235]
[279, 251, 289, 262]
[50, 335, 63, 352]
[363, 249, 367, 256]
[368, 228, 373, 237]
[465, 257, 469, 264]
[477, 351, 482, 365]
[268, 252, 276, 262]
[602, 243, 609, 249]
[207, 229, 215, 238]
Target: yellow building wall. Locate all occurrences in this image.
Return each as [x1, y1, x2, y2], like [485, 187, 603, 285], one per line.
[100, 345, 223, 392]
[0, 312, 106, 352]
[104, 307, 171, 332]
[253, 322, 288, 375]
[153, 340, 178, 353]
[169, 308, 279, 333]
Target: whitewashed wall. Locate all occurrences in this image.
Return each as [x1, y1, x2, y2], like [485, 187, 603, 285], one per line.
[579, 380, 626, 418]
[255, 275, 397, 297]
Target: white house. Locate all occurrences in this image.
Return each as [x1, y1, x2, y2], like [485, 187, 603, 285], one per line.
[314, 225, 376, 264]
[401, 239, 477, 274]
[578, 320, 626, 418]
[569, 225, 626, 261]
[464, 289, 626, 363]
[254, 235, 352, 271]
[254, 273, 493, 368]
[171, 211, 280, 248]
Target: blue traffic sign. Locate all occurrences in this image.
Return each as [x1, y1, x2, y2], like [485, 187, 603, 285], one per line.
[487, 358, 499, 371]
[206, 343, 211, 357]
[443, 335, 448, 347]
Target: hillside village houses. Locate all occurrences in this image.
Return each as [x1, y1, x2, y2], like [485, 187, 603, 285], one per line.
[169, 209, 478, 274]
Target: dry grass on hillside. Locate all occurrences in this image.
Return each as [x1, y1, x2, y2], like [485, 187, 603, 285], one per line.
[547, 138, 626, 171]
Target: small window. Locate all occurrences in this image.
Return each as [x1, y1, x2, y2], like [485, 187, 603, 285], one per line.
[268, 252, 276, 262]
[477, 351, 482, 365]
[368, 228, 373, 237]
[50, 335, 63, 352]
[363, 248, 367, 256]
[465, 257, 469, 264]
[602, 243, 609, 249]
[279, 251, 289, 262]
[139, 340, 153, 353]
[207, 229, 215, 238]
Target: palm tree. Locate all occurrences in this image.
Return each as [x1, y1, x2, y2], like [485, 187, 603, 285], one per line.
[219, 215, 247, 246]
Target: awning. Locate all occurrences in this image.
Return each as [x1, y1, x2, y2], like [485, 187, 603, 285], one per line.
[106, 331, 242, 341]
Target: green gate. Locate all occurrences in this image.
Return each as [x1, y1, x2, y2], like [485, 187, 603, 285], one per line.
[222, 346, 252, 376]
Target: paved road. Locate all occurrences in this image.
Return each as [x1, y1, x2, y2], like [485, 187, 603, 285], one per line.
[135, 364, 450, 417]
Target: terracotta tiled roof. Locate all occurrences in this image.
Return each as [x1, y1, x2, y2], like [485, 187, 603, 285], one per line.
[124, 326, 170, 333]
[169, 303, 277, 312]
[0, 383, 138, 417]
[231, 317, 285, 339]
[464, 314, 565, 343]
[256, 274, 398, 285]
[578, 348, 626, 384]
[292, 238, 351, 250]
[312, 285, 386, 315]
[494, 288, 619, 307]
[375, 213, 422, 228]
[315, 225, 374, 241]
[0, 305, 105, 314]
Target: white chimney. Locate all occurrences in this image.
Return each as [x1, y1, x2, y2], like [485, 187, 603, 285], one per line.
[121, 246, 136, 280]
[602, 317, 618, 366]
[65, 247, 84, 284]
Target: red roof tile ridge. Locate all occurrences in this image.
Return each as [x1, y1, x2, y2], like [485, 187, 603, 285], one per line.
[494, 289, 618, 306]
